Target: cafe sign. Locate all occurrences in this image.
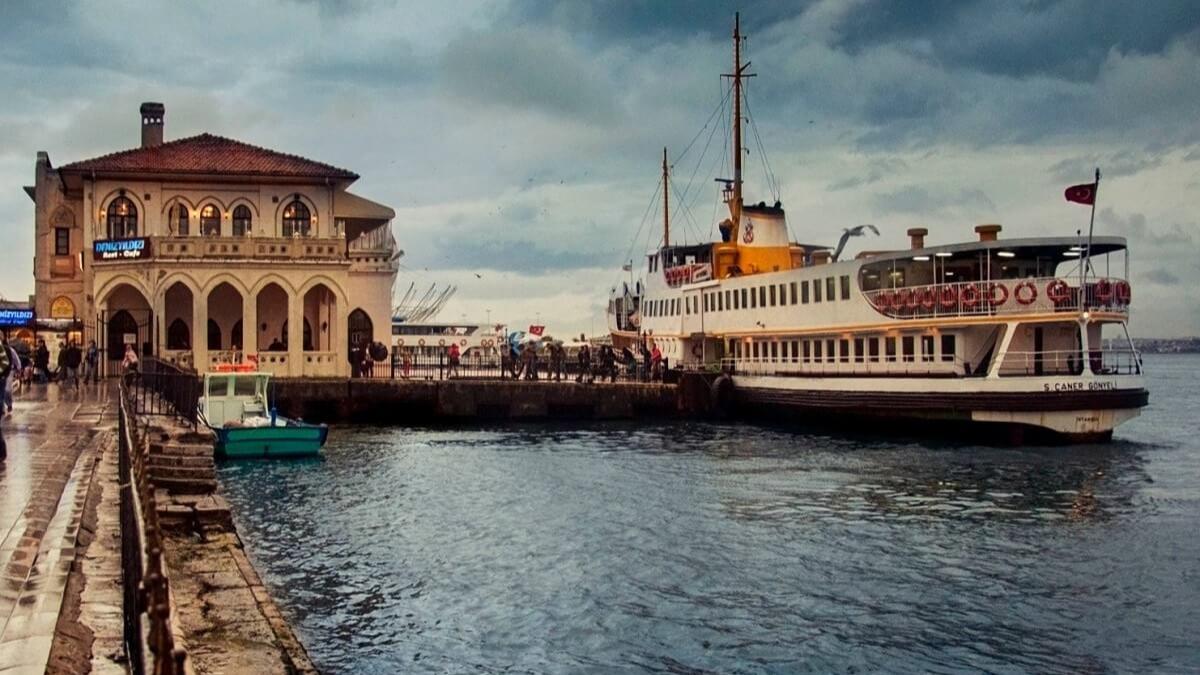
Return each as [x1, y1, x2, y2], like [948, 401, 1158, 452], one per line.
[93, 237, 150, 261]
[0, 308, 34, 327]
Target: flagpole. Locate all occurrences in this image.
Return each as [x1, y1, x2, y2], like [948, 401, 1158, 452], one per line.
[1083, 167, 1100, 284]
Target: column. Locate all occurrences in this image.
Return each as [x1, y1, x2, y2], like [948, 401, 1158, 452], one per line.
[287, 292, 303, 377]
[193, 295, 208, 373]
[242, 295, 257, 367]
[335, 301, 349, 377]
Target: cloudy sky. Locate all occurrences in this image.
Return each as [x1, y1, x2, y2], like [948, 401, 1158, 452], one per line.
[1, 0, 1197, 336]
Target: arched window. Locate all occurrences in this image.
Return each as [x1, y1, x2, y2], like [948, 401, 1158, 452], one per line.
[106, 197, 138, 239]
[207, 318, 222, 350]
[232, 205, 252, 237]
[282, 199, 311, 237]
[166, 318, 190, 349]
[171, 203, 189, 236]
[200, 205, 221, 237]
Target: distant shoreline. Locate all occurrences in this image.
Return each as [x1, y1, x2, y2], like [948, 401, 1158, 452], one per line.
[1133, 338, 1200, 354]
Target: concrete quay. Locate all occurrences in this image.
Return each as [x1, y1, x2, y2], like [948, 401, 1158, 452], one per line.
[273, 377, 683, 424]
[0, 383, 316, 674]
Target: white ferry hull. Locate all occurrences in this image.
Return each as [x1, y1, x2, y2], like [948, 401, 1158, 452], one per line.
[730, 374, 1147, 442]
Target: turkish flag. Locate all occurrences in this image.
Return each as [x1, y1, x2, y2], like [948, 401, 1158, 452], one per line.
[528, 325, 545, 336]
[1064, 182, 1097, 205]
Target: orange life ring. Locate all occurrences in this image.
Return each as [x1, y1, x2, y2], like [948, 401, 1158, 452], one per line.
[1094, 278, 1113, 302]
[960, 284, 980, 309]
[418, 339, 426, 346]
[939, 285, 958, 309]
[919, 287, 936, 310]
[460, 339, 468, 346]
[1046, 279, 1071, 304]
[895, 288, 913, 311]
[234, 363, 256, 372]
[438, 339, 446, 346]
[397, 338, 404, 346]
[214, 363, 234, 372]
[988, 282, 1010, 306]
[1014, 281, 1037, 305]
[874, 291, 892, 311]
[1115, 280, 1131, 304]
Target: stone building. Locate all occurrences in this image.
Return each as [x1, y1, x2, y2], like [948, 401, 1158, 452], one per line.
[28, 102, 399, 376]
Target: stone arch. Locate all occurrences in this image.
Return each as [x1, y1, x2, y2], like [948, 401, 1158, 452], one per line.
[271, 192, 319, 237]
[256, 282, 290, 351]
[205, 281, 244, 352]
[98, 281, 152, 364]
[347, 308, 373, 355]
[296, 274, 347, 308]
[161, 280, 196, 350]
[193, 195, 228, 212]
[226, 197, 259, 218]
[301, 282, 338, 351]
[50, 205, 76, 227]
[249, 273, 296, 298]
[97, 189, 146, 237]
[159, 195, 196, 218]
[201, 273, 250, 298]
[96, 274, 152, 309]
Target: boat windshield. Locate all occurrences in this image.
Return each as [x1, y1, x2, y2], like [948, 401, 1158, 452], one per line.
[206, 374, 267, 398]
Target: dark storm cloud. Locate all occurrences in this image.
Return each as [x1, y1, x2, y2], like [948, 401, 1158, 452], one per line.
[1048, 152, 1165, 182]
[832, 0, 1200, 81]
[827, 157, 909, 191]
[1098, 209, 1194, 247]
[1143, 269, 1181, 286]
[505, 0, 808, 42]
[432, 238, 612, 274]
[292, 37, 425, 87]
[869, 186, 995, 217]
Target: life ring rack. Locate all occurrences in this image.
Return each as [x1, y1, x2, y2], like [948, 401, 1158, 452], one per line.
[1046, 279, 1071, 305]
[1014, 281, 1037, 305]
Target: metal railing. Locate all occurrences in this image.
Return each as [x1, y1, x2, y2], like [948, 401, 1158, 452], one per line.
[358, 351, 667, 383]
[863, 277, 1132, 320]
[721, 355, 970, 377]
[125, 357, 201, 428]
[119, 384, 189, 675]
[997, 348, 1142, 377]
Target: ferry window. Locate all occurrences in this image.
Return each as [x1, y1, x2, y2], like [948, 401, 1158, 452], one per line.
[54, 227, 70, 256]
[791, 340, 800, 362]
[826, 277, 836, 301]
[825, 339, 836, 363]
[839, 339, 850, 363]
[921, 335, 935, 363]
[716, 292, 722, 312]
[803, 340, 811, 362]
[854, 338, 865, 363]
[750, 289, 758, 309]
[813, 340, 822, 361]
[790, 282, 798, 305]
[840, 275, 851, 300]
[813, 280, 822, 303]
[902, 336, 915, 362]
[769, 285, 777, 306]
[941, 334, 956, 362]
[869, 337, 880, 362]
[771, 342, 778, 360]
[886, 337, 897, 362]
[234, 376, 257, 397]
[725, 290, 732, 310]
[703, 294, 709, 313]
[752, 341, 760, 359]
[801, 282, 810, 304]
[741, 288, 748, 308]
[759, 287, 767, 307]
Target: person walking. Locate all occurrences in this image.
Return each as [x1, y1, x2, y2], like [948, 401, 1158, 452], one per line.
[0, 341, 10, 461]
[34, 339, 49, 384]
[3, 338, 18, 415]
[82, 340, 99, 384]
[63, 340, 82, 389]
[447, 342, 461, 379]
[651, 343, 663, 381]
[576, 343, 592, 383]
[121, 343, 139, 387]
[549, 342, 564, 382]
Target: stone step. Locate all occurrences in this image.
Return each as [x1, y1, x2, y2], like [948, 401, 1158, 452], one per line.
[147, 453, 215, 469]
[157, 494, 233, 532]
[148, 465, 214, 482]
[151, 476, 218, 495]
[149, 441, 214, 458]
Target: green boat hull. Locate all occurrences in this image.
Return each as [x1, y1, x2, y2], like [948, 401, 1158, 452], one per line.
[213, 423, 328, 459]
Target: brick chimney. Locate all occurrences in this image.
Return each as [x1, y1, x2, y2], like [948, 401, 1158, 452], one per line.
[140, 102, 165, 148]
[974, 224, 1002, 242]
[906, 227, 928, 250]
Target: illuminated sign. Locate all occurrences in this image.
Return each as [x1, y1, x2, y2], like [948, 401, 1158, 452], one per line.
[93, 237, 151, 261]
[0, 308, 35, 327]
[50, 296, 75, 319]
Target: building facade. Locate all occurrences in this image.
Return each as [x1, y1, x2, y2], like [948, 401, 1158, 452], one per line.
[28, 102, 399, 377]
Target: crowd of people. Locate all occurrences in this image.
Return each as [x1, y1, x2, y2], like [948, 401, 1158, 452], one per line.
[0, 335, 106, 460]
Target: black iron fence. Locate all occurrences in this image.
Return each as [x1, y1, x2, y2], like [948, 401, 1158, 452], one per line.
[125, 357, 201, 428]
[356, 351, 669, 383]
[118, 384, 189, 675]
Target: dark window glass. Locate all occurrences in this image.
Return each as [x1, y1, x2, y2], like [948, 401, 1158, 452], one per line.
[172, 203, 189, 235]
[802, 282, 809, 304]
[814, 340, 823, 360]
[803, 340, 811, 361]
[921, 335, 935, 362]
[771, 342, 778, 359]
[826, 277, 836, 301]
[902, 336, 915, 362]
[283, 199, 312, 237]
[750, 289, 757, 309]
[869, 337, 880, 361]
[854, 337, 865, 363]
[200, 205, 221, 236]
[839, 339, 850, 363]
[813, 280, 822, 302]
[790, 282, 798, 304]
[770, 285, 777, 306]
[826, 339, 836, 363]
[232, 205, 251, 237]
[54, 227, 69, 256]
[752, 341, 759, 358]
[106, 196, 137, 239]
[791, 340, 800, 362]
[840, 275, 851, 300]
[941, 334, 956, 362]
[759, 287, 767, 307]
[886, 337, 897, 362]
[740, 288, 747, 308]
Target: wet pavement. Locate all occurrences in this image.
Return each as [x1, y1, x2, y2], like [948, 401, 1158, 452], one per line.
[0, 383, 110, 674]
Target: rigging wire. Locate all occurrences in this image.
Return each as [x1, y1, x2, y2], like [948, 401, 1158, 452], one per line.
[615, 176, 663, 289]
[744, 82, 780, 203]
[670, 83, 732, 169]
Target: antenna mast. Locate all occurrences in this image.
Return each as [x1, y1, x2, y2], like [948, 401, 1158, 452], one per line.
[662, 147, 670, 247]
[723, 13, 755, 234]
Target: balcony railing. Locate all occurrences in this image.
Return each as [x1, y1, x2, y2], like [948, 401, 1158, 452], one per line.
[997, 348, 1142, 377]
[93, 235, 353, 263]
[862, 277, 1131, 320]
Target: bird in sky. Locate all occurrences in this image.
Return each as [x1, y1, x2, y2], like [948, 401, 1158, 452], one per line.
[832, 224, 880, 262]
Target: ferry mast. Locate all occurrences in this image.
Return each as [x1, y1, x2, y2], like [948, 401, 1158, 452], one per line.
[723, 13, 755, 237]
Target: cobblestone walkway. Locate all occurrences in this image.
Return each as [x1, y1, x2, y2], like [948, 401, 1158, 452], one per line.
[0, 385, 109, 674]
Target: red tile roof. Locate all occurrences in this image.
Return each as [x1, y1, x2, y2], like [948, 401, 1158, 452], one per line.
[58, 133, 358, 180]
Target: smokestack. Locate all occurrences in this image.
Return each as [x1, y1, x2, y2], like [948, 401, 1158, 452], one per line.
[140, 102, 165, 148]
[974, 224, 1001, 242]
[906, 227, 928, 250]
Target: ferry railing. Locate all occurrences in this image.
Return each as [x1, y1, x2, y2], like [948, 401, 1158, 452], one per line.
[997, 348, 1142, 377]
[359, 351, 663, 382]
[126, 357, 201, 429]
[721, 355, 970, 378]
[863, 277, 1132, 320]
[118, 383, 190, 675]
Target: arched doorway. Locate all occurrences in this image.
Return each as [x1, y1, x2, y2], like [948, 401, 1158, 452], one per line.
[107, 310, 138, 361]
[348, 309, 372, 353]
[302, 284, 337, 352]
[256, 283, 289, 350]
[206, 282, 244, 354]
[163, 281, 194, 350]
[99, 281, 152, 373]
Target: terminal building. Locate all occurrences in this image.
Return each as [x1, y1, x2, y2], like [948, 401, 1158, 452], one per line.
[27, 102, 399, 376]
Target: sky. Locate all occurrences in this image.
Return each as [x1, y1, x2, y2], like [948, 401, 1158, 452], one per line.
[0, 0, 1197, 337]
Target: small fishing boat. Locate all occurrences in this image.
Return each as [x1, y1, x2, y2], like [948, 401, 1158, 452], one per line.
[198, 369, 327, 459]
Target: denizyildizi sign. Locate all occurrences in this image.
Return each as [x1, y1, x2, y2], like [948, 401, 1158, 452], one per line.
[93, 237, 151, 261]
[0, 308, 35, 328]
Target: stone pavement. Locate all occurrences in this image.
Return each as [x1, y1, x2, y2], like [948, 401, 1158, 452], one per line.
[0, 383, 112, 674]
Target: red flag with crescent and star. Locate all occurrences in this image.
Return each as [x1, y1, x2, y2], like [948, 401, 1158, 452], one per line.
[1064, 182, 1097, 205]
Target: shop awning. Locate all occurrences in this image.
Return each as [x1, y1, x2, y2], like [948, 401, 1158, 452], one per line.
[334, 191, 395, 221]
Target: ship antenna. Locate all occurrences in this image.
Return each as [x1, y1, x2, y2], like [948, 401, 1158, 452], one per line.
[722, 13, 755, 234]
[662, 147, 670, 247]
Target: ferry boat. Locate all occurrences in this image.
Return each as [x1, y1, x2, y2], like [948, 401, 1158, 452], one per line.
[391, 320, 504, 359]
[198, 370, 328, 458]
[608, 14, 1147, 442]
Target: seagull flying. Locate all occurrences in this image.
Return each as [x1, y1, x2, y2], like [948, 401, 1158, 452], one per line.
[831, 224, 880, 262]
